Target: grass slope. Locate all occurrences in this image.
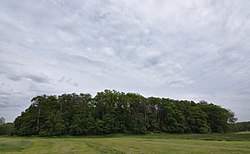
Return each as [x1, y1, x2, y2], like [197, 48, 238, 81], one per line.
[0, 132, 250, 153]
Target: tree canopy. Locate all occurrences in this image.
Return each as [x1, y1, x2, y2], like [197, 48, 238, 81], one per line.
[14, 90, 236, 136]
[0, 117, 14, 136]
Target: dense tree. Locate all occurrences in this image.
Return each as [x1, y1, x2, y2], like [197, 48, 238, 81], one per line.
[198, 103, 231, 133]
[231, 121, 250, 132]
[14, 90, 237, 136]
[0, 117, 14, 136]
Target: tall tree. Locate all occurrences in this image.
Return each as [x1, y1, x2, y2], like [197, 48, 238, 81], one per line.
[14, 90, 237, 136]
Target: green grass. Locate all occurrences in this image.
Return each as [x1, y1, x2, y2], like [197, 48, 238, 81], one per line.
[0, 132, 250, 153]
[0, 140, 31, 152]
[235, 131, 250, 135]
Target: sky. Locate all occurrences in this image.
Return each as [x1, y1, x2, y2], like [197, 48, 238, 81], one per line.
[0, 0, 250, 122]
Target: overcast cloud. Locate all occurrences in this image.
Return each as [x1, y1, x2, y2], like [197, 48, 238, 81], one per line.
[0, 0, 250, 122]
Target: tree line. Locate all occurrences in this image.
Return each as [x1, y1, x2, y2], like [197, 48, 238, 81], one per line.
[0, 117, 14, 136]
[231, 122, 250, 132]
[12, 90, 237, 136]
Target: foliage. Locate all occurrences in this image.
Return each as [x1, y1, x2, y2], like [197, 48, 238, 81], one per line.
[14, 90, 236, 136]
[0, 123, 14, 136]
[0, 117, 14, 136]
[231, 121, 250, 132]
[0, 117, 5, 125]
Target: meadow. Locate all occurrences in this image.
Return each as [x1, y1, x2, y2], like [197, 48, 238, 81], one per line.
[0, 132, 250, 154]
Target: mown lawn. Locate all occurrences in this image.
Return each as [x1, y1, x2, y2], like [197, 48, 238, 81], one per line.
[0, 132, 250, 153]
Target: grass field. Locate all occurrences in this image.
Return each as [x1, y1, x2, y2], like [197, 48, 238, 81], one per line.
[0, 132, 250, 154]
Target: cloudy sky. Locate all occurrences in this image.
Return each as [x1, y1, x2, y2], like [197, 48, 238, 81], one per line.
[0, 0, 250, 122]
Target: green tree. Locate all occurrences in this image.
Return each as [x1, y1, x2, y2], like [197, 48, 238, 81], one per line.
[0, 117, 5, 125]
[0, 123, 14, 136]
[14, 90, 237, 136]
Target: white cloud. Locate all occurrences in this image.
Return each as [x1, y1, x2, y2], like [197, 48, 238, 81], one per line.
[103, 47, 115, 56]
[0, 0, 250, 122]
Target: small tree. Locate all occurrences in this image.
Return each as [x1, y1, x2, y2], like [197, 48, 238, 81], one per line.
[0, 117, 5, 125]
